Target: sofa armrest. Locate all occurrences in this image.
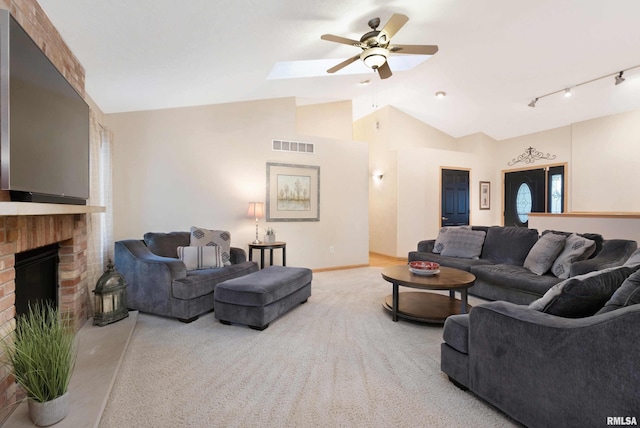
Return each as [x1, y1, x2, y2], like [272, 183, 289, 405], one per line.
[468, 301, 640, 427]
[114, 240, 188, 313]
[416, 239, 435, 253]
[230, 247, 247, 264]
[570, 239, 638, 276]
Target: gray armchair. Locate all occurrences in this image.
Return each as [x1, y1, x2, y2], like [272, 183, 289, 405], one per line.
[114, 231, 258, 322]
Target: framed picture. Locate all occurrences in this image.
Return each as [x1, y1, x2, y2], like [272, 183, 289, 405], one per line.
[479, 181, 491, 210]
[266, 162, 320, 221]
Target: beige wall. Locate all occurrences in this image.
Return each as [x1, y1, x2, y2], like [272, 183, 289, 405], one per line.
[107, 97, 369, 270]
[357, 103, 640, 257]
[296, 100, 353, 141]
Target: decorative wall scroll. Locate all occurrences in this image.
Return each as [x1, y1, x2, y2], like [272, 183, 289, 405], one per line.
[507, 146, 556, 166]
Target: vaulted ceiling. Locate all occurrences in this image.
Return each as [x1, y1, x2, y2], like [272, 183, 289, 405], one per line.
[38, 0, 640, 140]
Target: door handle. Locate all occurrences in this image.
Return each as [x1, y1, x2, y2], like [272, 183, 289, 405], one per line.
[442, 217, 448, 221]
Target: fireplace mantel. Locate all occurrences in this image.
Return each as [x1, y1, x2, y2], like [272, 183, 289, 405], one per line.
[0, 202, 105, 216]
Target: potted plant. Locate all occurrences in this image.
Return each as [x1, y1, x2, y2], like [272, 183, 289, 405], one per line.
[264, 227, 276, 243]
[1, 302, 76, 426]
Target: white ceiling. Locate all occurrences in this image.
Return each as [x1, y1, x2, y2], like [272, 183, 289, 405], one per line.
[37, 0, 640, 140]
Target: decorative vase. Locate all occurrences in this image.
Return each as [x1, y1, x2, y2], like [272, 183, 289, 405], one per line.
[264, 234, 275, 243]
[28, 392, 69, 427]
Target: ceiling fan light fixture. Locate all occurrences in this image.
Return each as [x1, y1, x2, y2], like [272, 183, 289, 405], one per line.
[361, 47, 388, 69]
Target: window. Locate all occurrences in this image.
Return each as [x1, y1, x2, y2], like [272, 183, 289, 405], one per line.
[516, 183, 533, 223]
[547, 165, 565, 214]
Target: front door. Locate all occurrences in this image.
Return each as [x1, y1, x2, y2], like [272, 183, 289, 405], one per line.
[504, 169, 545, 227]
[441, 169, 470, 226]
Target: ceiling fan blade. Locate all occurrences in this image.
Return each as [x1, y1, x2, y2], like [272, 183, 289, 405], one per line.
[380, 13, 409, 39]
[389, 44, 439, 55]
[377, 62, 392, 79]
[321, 34, 364, 48]
[327, 54, 361, 73]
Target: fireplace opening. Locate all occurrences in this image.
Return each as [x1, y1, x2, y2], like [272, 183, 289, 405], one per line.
[15, 243, 59, 317]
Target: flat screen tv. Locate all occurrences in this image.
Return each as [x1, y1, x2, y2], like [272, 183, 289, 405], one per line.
[0, 10, 89, 205]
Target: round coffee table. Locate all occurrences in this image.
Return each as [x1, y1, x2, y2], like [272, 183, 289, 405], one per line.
[381, 265, 476, 324]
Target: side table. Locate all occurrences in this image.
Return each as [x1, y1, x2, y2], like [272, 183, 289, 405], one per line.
[248, 241, 287, 269]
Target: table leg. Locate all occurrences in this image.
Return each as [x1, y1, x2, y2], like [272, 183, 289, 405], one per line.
[461, 289, 468, 314]
[260, 250, 265, 270]
[282, 247, 286, 266]
[392, 282, 399, 322]
[248, 248, 253, 262]
[449, 290, 455, 298]
[269, 249, 274, 266]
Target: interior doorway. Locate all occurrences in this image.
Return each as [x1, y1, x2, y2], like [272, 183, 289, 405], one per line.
[441, 169, 470, 227]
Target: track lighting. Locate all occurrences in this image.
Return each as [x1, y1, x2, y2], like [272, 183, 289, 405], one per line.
[528, 64, 640, 107]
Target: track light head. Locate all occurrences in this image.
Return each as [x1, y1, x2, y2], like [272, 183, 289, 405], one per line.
[528, 98, 538, 108]
[564, 88, 572, 98]
[615, 71, 625, 85]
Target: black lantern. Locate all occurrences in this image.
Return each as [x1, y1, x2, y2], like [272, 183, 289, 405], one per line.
[93, 259, 128, 326]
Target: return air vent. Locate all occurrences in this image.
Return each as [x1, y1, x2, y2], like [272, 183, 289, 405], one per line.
[272, 139, 315, 154]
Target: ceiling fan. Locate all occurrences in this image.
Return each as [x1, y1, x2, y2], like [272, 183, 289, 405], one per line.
[321, 13, 438, 79]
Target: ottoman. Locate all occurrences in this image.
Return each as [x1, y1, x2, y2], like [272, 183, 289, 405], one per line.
[214, 266, 312, 330]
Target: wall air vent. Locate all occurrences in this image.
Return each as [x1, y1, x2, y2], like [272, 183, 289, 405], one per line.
[272, 139, 315, 154]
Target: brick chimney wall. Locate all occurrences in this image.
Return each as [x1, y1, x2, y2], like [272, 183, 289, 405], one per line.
[0, 0, 89, 420]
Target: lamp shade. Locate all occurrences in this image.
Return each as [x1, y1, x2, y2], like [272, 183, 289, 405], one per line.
[247, 202, 265, 218]
[361, 47, 388, 69]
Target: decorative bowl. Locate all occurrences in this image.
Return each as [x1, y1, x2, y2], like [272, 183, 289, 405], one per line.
[409, 261, 440, 271]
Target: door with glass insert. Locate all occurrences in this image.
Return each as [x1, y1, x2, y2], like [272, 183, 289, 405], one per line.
[504, 169, 545, 227]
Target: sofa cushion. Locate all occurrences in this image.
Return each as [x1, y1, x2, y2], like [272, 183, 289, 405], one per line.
[443, 314, 470, 354]
[529, 264, 640, 317]
[551, 233, 596, 279]
[172, 261, 259, 300]
[190, 226, 232, 266]
[144, 231, 190, 258]
[596, 269, 640, 314]
[471, 264, 563, 297]
[623, 248, 640, 267]
[433, 226, 472, 253]
[177, 246, 223, 270]
[480, 226, 539, 265]
[523, 233, 567, 275]
[439, 229, 486, 259]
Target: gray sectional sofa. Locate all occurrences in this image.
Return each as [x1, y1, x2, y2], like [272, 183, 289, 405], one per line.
[408, 226, 637, 304]
[115, 231, 259, 322]
[441, 257, 640, 427]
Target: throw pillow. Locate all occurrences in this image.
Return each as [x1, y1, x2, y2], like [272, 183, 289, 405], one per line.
[432, 226, 472, 253]
[523, 233, 567, 275]
[623, 248, 640, 267]
[177, 246, 223, 270]
[190, 227, 232, 266]
[439, 229, 486, 259]
[596, 269, 640, 314]
[528, 264, 640, 318]
[551, 233, 596, 279]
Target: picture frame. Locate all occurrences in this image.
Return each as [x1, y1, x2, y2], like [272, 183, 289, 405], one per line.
[479, 181, 491, 210]
[266, 162, 320, 222]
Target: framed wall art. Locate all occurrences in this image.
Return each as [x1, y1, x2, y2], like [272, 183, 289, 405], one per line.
[479, 181, 491, 210]
[266, 162, 320, 221]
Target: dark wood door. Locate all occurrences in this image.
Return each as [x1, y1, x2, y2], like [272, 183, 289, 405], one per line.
[504, 169, 545, 227]
[441, 169, 469, 226]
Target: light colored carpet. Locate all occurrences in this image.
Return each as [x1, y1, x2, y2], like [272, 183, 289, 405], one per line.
[99, 267, 518, 428]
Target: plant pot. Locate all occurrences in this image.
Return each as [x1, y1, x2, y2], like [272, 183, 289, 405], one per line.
[264, 234, 275, 243]
[28, 392, 69, 427]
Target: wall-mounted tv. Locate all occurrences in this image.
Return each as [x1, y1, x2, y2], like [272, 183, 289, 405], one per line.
[0, 10, 89, 205]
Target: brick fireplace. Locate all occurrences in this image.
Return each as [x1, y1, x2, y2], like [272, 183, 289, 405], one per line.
[0, 213, 90, 417]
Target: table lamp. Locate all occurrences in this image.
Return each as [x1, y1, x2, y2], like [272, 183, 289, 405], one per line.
[247, 202, 265, 244]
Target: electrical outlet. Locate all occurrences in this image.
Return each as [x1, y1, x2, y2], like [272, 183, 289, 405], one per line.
[329, 246, 335, 254]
